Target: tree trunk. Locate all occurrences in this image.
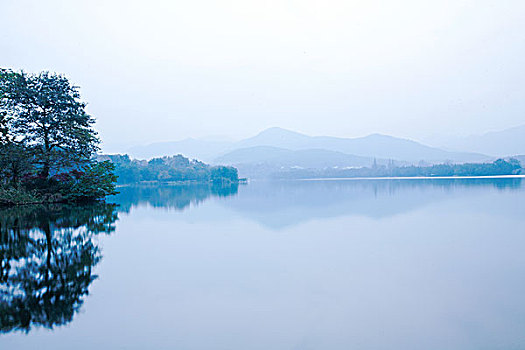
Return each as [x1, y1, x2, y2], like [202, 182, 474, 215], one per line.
[41, 127, 50, 178]
[41, 162, 50, 179]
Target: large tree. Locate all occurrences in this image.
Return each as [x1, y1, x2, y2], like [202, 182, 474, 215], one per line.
[0, 69, 99, 178]
[0, 69, 19, 145]
[0, 69, 33, 186]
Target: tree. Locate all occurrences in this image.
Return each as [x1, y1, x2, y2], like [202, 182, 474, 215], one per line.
[0, 69, 33, 186]
[0, 69, 21, 145]
[1, 68, 117, 204]
[65, 161, 118, 201]
[210, 166, 239, 184]
[0, 69, 99, 178]
[0, 108, 8, 145]
[0, 143, 33, 187]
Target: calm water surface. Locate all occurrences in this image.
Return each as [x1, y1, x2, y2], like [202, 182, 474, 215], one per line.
[1, 179, 525, 349]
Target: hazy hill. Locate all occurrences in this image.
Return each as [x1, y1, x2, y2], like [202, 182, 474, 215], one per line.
[127, 127, 490, 166]
[214, 145, 401, 178]
[445, 125, 525, 156]
[127, 138, 231, 161]
[235, 128, 313, 150]
[233, 127, 489, 163]
[511, 155, 525, 167]
[215, 146, 388, 168]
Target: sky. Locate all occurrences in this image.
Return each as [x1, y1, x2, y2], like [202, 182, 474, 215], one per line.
[1, 0, 525, 152]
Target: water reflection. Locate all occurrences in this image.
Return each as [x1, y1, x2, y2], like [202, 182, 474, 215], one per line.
[112, 178, 522, 216]
[0, 203, 118, 333]
[110, 178, 523, 229]
[113, 182, 239, 212]
[0, 177, 523, 341]
[220, 178, 524, 228]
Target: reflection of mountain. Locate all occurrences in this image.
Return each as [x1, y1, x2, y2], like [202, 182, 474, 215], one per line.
[113, 183, 240, 213]
[0, 203, 118, 333]
[112, 178, 524, 231]
[221, 178, 524, 229]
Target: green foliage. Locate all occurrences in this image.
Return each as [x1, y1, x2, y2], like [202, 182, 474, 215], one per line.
[275, 158, 524, 179]
[210, 166, 239, 184]
[99, 154, 240, 184]
[0, 69, 99, 177]
[0, 68, 117, 205]
[0, 110, 8, 144]
[0, 186, 41, 206]
[62, 161, 119, 202]
[0, 143, 33, 187]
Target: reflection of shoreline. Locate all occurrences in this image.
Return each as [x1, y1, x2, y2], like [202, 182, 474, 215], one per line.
[112, 182, 240, 213]
[221, 178, 524, 229]
[297, 175, 525, 181]
[109, 178, 523, 230]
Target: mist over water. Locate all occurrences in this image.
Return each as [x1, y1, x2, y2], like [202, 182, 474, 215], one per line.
[2, 178, 525, 349]
[2, 1, 525, 348]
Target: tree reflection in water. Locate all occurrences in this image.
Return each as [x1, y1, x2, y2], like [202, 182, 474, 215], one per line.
[0, 183, 240, 334]
[114, 182, 240, 212]
[0, 203, 118, 333]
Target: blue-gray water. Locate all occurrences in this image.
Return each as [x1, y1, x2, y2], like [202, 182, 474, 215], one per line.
[1, 178, 525, 349]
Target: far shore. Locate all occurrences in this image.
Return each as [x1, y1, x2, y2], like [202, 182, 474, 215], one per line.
[115, 179, 248, 187]
[296, 175, 525, 181]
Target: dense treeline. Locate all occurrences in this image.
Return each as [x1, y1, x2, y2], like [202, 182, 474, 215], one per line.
[274, 159, 523, 179]
[0, 69, 117, 205]
[97, 154, 240, 185]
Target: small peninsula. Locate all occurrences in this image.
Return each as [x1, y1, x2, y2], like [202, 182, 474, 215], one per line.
[96, 153, 240, 185]
[0, 69, 239, 206]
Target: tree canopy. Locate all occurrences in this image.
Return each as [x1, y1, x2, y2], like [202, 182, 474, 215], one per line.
[0, 69, 99, 178]
[98, 154, 239, 185]
[0, 69, 116, 204]
[272, 158, 523, 179]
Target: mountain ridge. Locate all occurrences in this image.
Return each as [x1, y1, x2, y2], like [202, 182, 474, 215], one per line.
[126, 127, 491, 165]
[228, 127, 488, 163]
[441, 124, 525, 156]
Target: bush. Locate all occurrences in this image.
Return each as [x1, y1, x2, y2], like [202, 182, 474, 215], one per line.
[61, 161, 119, 202]
[210, 166, 239, 184]
[0, 186, 42, 206]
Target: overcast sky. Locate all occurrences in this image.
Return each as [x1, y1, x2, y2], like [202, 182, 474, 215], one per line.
[2, 0, 524, 151]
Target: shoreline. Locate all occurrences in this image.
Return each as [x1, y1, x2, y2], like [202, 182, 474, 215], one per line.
[296, 175, 525, 181]
[115, 179, 246, 188]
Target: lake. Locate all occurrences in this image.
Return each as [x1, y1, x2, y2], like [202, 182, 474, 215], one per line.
[1, 178, 525, 349]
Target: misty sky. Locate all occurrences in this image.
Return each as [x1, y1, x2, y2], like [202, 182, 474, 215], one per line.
[1, 0, 525, 152]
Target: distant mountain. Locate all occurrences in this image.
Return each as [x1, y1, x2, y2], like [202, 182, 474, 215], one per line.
[444, 125, 525, 156]
[235, 128, 313, 150]
[215, 146, 385, 167]
[126, 127, 490, 167]
[233, 127, 489, 163]
[214, 146, 400, 178]
[510, 155, 525, 167]
[127, 138, 231, 162]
